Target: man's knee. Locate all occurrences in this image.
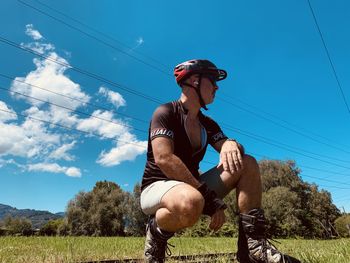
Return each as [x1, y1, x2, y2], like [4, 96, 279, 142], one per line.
[175, 188, 204, 227]
[242, 154, 260, 175]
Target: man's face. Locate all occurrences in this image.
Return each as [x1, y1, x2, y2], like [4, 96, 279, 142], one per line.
[200, 75, 219, 105]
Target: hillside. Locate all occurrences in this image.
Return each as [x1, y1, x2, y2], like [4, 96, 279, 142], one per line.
[0, 204, 64, 229]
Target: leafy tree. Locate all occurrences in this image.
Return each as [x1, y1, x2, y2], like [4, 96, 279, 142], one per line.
[263, 186, 303, 237]
[259, 159, 340, 238]
[124, 183, 148, 236]
[335, 214, 350, 237]
[3, 216, 33, 236]
[39, 219, 64, 236]
[66, 181, 127, 236]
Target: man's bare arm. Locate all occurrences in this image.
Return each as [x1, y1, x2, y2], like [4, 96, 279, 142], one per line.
[152, 136, 201, 189]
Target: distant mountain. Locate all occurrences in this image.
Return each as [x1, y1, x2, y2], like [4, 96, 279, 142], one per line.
[0, 204, 64, 229]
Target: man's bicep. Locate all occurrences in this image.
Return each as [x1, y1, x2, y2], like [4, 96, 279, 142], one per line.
[151, 137, 174, 161]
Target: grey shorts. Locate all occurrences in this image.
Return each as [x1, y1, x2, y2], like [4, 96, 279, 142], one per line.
[140, 166, 230, 215]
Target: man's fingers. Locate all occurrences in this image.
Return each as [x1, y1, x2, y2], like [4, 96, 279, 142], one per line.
[221, 153, 228, 172]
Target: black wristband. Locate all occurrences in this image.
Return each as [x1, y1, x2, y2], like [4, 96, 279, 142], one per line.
[197, 183, 227, 216]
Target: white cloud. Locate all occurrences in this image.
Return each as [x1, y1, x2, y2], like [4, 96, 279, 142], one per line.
[0, 118, 60, 158]
[77, 110, 128, 138]
[11, 53, 90, 113]
[136, 37, 144, 45]
[99, 86, 126, 109]
[97, 133, 147, 166]
[0, 101, 17, 122]
[48, 141, 76, 161]
[21, 42, 54, 55]
[25, 24, 43, 40]
[27, 162, 81, 177]
[0, 158, 25, 169]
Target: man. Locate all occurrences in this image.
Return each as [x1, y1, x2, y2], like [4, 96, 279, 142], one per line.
[140, 59, 300, 263]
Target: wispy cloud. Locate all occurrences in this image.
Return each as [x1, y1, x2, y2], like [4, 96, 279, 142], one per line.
[136, 37, 144, 46]
[0, 101, 17, 122]
[25, 24, 43, 40]
[97, 133, 147, 167]
[99, 86, 126, 109]
[48, 141, 76, 161]
[27, 162, 81, 177]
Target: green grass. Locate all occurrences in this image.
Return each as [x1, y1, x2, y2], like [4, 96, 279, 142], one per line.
[0, 236, 349, 263]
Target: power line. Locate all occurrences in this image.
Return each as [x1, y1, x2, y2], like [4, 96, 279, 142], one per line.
[307, 0, 350, 116]
[17, 0, 172, 77]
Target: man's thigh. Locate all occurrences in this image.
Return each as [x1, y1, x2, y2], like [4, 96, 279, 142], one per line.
[140, 180, 184, 215]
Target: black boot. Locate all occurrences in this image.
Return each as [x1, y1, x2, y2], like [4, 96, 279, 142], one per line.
[144, 216, 174, 263]
[237, 208, 301, 263]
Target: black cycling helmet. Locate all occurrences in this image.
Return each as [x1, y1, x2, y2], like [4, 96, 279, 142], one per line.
[174, 59, 227, 84]
[173, 59, 227, 110]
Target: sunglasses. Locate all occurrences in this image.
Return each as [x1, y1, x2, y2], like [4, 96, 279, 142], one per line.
[204, 75, 217, 87]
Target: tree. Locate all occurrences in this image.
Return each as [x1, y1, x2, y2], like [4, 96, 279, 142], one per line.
[66, 181, 127, 236]
[3, 216, 33, 236]
[124, 183, 148, 236]
[263, 186, 303, 237]
[39, 219, 64, 236]
[334, 214, 350, 237]
[259, 159, 340, 238]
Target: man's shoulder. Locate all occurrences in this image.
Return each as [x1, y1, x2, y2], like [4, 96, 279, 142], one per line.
[153, 101, 178, 115]
[199, 111, 217, 124]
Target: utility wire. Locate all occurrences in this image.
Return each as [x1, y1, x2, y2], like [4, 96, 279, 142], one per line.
[307, 0, 350, 116]
[16, 0, 172, 77]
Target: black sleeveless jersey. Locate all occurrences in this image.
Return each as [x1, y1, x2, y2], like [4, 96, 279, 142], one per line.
[141, 101, 227, 191]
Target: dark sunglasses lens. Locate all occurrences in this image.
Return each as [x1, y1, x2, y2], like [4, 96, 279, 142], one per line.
[208, 76, 217, 86]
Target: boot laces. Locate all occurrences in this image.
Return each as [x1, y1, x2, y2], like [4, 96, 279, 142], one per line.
[145, 237, 174, 260]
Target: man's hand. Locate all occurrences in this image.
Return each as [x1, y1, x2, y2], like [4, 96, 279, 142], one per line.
[209, 209, 226, 231]
[217, 140, 244, 174]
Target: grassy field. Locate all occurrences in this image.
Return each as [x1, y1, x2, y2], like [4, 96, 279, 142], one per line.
[0, 236, 349, 263]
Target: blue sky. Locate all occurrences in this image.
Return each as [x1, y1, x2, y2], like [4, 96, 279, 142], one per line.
[0, 0, 349, 213]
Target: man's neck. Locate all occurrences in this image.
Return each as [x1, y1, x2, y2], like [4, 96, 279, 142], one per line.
[179, 97, 200, 119]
